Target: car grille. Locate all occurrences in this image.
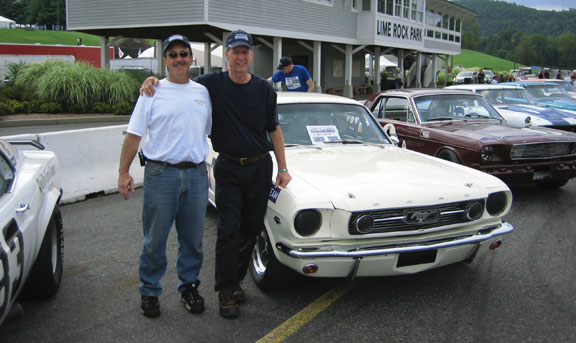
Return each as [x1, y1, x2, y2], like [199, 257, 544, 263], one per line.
[348, 200, 484, 235]
[510, 142, 576, 160]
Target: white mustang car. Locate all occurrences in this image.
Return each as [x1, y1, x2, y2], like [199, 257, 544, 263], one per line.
[0, 139, 63, 325]
[206, 93, 514, 290]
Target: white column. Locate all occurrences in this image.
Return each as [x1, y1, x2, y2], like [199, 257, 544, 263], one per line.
[432, 53, 437, 88]
[222, 32, 228, 71]
[344, 44, 353, 98]
[100, 36, 109, 69]
[272, 37, 282, 91]
[416, 51, 422, 88]
[373, 46, 381, 93]
[398, 49, 404, 88]
[313, 41, 322, 93]
[204, 42, 211, 73]
[156, 40, 164, 77]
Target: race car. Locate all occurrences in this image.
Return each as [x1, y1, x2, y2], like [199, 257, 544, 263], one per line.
[0, 138, 63, 325]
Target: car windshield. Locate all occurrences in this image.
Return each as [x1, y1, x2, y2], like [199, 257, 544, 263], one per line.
[457, 72, 474, 78]
[525, 84, 573, 100]
[278, 103, 390, 146]
[413, 94, 504, 122]
[477, 89, 537, 105]
[0, 154, 14, 194]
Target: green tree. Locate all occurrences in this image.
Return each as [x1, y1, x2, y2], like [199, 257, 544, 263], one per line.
[26, 0, 66, 30]
[514, 35, 536, 66]
[0, 0, 26, 23]
[461, 16, 478, 50]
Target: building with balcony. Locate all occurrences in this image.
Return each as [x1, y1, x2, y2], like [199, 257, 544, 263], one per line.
[66, 0, 475, 97]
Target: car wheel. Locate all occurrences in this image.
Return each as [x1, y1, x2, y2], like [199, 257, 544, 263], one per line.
[436, 149, 461, 164]
[21, 207, 64, 299]
[537, 178, 570, 189]
[249, 229, 294, 290]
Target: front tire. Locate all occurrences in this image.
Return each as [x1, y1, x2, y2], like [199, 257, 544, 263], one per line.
[436, 149, 461, 164]
[249, 229, 295, 290]
[22, 207, 64, 299]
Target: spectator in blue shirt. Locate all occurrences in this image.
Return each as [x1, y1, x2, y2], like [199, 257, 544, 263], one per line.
[267, 56, 314, 92]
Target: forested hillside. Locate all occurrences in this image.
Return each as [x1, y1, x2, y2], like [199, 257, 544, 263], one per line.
[454, 0, 576, 37]
[453, 0, 576, 69]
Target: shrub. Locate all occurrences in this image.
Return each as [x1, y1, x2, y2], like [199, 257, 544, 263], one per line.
[91, 102, 113, 113]
[0, 101, 15, 115]
[112, 101, 134, 116]
[39, 102, 63, 114]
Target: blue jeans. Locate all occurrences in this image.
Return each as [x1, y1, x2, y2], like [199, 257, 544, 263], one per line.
[139, 162, 208, 297]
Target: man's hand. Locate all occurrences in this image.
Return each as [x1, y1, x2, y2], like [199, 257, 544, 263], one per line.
[118, 172, 135, 200]
[140, 76, 160, 97]
[275, 171, 292, 188]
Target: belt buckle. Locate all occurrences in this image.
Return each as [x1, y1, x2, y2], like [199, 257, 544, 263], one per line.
[240, 157, 248, 166]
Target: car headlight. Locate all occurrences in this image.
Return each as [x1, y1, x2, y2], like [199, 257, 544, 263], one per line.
[481, 146, 494, 162]
[486, 191, 508, 216]
[294, 209, 322, 236]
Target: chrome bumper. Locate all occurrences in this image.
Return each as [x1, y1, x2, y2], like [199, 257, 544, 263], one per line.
[276, 222, 514, 258]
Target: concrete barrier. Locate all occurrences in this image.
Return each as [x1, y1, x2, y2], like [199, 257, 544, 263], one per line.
[4, 125, 143, 204]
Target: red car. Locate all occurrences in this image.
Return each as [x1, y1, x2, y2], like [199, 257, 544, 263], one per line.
[365, 89, 576, 188]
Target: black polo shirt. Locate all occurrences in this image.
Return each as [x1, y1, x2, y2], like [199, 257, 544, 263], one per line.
[196, 71, 278, 157]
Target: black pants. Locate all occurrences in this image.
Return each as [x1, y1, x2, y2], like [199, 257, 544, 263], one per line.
[213, 154, 272, 291]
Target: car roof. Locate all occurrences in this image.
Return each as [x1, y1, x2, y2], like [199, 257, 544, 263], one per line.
[505, 81, 559, 87]
[376, 88, 482, 97]
[277, 92, 363, 105]
[446, 84, 524, 90]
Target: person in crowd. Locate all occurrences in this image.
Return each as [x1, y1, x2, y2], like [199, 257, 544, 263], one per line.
[477, 68, 485, 84]
[140, 30, 292, 319]
[544, 69, 551, 78]
[538, 68, 544, 79]
[491, 75, 499, 84]
[267, 56, 314, 92]
[394, 67, 403, 89]
[570, 74, 576, 86]
[556, 69, 563, 80]
[118, 34, 212, 318]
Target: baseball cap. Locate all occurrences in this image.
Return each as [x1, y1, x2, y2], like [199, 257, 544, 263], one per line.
[277, 56, 293, 70]
[225, 30, 253, 49]
[163, 34, 191, 55]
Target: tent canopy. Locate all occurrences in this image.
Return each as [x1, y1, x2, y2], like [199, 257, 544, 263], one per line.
[0, 15, 16, 29]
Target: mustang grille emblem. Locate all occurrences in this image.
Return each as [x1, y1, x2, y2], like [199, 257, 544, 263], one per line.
[404, 210, 440, 224]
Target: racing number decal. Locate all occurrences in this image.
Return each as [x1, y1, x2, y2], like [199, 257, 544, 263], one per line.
[0, 249, 9, 315]
[0, 220, 24, 316]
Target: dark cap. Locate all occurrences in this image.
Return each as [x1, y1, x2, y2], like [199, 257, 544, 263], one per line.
[277, 56, 293, 70]
[225, 30, 253, 49]
[163, 34, 191, 55]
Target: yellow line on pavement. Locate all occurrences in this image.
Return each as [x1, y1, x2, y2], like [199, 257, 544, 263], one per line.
[256, 279, 361, 343]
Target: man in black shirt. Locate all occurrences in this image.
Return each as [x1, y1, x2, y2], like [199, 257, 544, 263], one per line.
[141, 30, 291, 319]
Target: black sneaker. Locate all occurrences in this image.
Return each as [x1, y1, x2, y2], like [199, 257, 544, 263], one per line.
[181, 282, 205, 314]
[233, 287, 246, 304]
[218, 291, 239, 319]
[141, 295, 160, 317]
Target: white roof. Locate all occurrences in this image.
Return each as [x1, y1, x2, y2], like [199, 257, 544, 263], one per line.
[446, 84, 524, 91]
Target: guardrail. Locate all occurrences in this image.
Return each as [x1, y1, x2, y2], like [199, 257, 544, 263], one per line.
[4, 125, 143, 204]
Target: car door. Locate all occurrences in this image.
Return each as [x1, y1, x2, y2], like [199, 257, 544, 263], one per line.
[370, 95, 427, 151]
[0, 146, 39, 323]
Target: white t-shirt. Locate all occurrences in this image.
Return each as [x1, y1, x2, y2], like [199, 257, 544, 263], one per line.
[127, 79, 212, 164]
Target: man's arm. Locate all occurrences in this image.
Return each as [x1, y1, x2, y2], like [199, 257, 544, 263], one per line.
[118, 133, 142, 200]
[269, 125, 292, 188]
[306, 78, 315, 92]
[140, 76, 160, 97]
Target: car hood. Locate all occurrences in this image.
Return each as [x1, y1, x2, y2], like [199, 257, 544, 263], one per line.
[423, 120, 576, 145]
[537, 99, 576, 111]
[282, 145, 506, 212]
[494, 104, 576, 126]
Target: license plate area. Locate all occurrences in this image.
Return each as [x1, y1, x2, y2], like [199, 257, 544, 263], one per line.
[397, 250, 437, 267]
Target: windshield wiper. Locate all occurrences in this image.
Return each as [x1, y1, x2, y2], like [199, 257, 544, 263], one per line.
[324, 139, 365, 144]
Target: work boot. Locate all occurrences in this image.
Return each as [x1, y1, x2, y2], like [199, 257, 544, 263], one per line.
[218, 291, 239, 319]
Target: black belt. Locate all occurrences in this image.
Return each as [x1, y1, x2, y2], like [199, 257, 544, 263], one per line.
[147, 159, 201, 169]
[219, 152, 268, 166]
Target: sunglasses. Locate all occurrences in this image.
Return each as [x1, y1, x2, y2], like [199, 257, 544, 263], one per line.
[167, 51, 190, 59]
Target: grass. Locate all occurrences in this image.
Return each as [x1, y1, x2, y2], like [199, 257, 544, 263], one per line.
[453, 49, 519, 74]
[0, 28, 102, 46]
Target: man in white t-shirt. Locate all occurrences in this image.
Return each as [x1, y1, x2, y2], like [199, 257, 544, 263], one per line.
[118, 34, 212, 318]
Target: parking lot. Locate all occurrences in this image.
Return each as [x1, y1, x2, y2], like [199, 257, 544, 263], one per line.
[0, 179, 575, 342]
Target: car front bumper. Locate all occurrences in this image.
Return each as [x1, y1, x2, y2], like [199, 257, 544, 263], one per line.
[274, 222, 513, 277]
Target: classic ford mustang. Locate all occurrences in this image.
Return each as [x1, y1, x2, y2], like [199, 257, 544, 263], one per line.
[365, 89, 576, 188]
[0, 139, 63, 325]
[446, 84, 576, 132]
[506, 81, 576, 111]
[206, 93, 514, 290]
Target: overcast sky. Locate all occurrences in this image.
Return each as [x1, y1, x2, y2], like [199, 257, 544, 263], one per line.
[502, 0, 575, 11]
